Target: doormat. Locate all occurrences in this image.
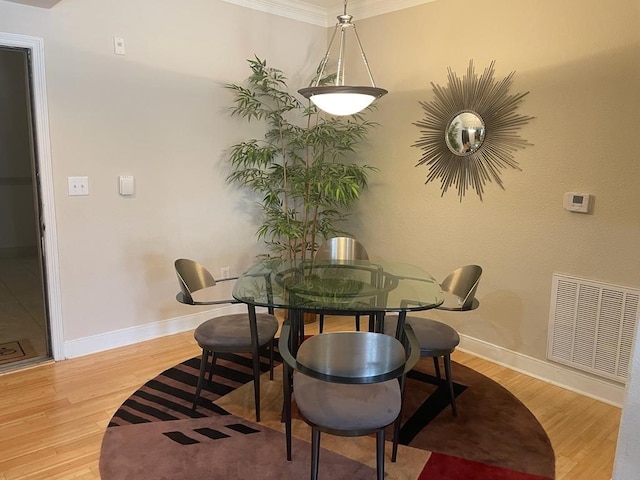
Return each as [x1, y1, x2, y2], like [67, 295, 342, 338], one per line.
[0, 339, 37, 365]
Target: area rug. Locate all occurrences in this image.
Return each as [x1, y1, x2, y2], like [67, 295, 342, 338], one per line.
[0, 339, 36, 365]
[100, 350, 555, 480]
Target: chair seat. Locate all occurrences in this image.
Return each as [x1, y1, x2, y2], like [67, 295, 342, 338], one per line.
[293, 371, 401, 432]
[194, 313, 278, 351]
[384, 316, 460, 357]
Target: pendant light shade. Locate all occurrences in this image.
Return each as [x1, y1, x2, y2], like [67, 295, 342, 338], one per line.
[298, 2, 387, 116]
[298, 86, 385, 116]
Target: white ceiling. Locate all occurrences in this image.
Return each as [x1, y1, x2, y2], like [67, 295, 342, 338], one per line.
[3, 0, 435, 26]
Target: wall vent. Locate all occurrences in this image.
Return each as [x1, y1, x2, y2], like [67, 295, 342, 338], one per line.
[547, 274, 639, 383]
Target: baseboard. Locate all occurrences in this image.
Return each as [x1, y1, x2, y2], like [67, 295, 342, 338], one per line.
[62, 312, 626, 407]
[458, 333, 626, 407]
[62, 304, 249, 359]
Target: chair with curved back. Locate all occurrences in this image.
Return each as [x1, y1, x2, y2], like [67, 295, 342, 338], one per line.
[314, 236, 370, 333]
[174, 258, 278, 421]
[279, 320, 420, 480]
[438, 264, 482, 311]
[384, 264, 482, 417]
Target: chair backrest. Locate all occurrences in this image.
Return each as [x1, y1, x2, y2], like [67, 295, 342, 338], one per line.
[440, 264, 482, 310]
[315, 236, 369, 262]
[279, 323, 419, 384]
[174, 258, 217, 305]
[298, 331, 406, 381]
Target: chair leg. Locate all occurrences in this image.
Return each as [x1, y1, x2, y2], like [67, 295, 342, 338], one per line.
[376, 428, 386, 480]
[192, 348, 208, 410]
[393, 371, 408, 463]
[208, 352, 218, 383]
[311, 428, 321, 480]
[391, 412, 401, 462]
[355, 314, 360, 331]
[283, 363, 293, 461]
[299, 317, 306, 344]
[443, 354, 457, 417]
[269, 338, 274, 380]
[252, 347, 261, 422]
[433, 356, 442, 379]
[318, 314, 324, 333]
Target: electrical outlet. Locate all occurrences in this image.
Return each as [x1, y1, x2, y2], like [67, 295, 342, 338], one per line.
[221, 266, 230, 279]
[68, 176, 89, 196]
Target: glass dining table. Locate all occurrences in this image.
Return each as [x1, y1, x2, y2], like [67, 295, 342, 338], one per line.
[233, 257, 444, 458]
[232, 257, 444, 352]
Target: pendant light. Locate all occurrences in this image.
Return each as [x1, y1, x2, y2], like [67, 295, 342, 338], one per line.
[298, 0, 387, 116]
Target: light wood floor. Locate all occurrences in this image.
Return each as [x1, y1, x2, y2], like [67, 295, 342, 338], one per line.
[0, 316, 622, 480]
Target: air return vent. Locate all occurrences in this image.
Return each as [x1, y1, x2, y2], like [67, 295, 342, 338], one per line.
[547, 274, 639, 383]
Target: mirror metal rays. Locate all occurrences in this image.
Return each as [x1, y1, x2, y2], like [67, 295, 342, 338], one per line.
[414, 60, 534, 200]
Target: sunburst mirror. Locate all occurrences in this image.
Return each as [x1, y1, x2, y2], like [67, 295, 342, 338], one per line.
[413, 60, 534, 200]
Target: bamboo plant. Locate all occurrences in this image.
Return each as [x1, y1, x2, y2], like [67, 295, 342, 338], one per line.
[225, 57, 377, 261]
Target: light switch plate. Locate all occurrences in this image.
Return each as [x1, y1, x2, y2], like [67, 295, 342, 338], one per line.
[119, 175, 135, 196]
[113, 37, 126, 55]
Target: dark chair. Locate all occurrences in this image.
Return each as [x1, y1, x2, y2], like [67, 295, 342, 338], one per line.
[314, 236, 370, 333]
[384, 264, 482, 416]
[279, 321, 419, 480]
[174, 258, 278, 421]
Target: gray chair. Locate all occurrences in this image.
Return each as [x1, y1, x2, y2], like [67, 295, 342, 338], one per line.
[384, 264, 482, 416]
[279, 321, 419, 480]
[314, 236, 370, 333]
[174, 258, 278, 421]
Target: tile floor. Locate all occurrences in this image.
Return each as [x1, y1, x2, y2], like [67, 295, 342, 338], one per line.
[0, 255, 50, 371]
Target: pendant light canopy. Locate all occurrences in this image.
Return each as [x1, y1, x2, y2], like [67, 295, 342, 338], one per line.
[298, 1, 387, 116]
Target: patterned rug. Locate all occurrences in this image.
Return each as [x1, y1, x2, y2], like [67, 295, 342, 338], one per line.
[100, 350, 555, 479]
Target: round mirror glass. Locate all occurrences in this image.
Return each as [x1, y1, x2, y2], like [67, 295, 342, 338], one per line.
[445, 111, 486, 156]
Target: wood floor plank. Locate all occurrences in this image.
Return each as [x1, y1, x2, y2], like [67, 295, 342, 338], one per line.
[0, 319, 622, 480]
[451, 349, 621, 480]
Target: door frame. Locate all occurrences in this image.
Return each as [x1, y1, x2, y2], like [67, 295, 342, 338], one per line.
[0, 32, 64, 361]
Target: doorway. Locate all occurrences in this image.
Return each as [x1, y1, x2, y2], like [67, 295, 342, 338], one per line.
[0, 46, 50, 369]
[0, 32, 63, 369]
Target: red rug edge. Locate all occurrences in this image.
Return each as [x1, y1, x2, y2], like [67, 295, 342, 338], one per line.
[419, 452, 554, 480]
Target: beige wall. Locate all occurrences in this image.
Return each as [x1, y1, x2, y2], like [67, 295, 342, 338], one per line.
[346, 0, 640, 372]
[1, 0, 640, 473]
[0, 0, 326, 341]
[0, 0, 638, 385]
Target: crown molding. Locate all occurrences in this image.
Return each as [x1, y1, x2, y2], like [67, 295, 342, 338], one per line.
[221, 0, 436, 27]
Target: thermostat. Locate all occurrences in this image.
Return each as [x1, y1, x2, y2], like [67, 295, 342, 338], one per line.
[563, 192, 590, 213]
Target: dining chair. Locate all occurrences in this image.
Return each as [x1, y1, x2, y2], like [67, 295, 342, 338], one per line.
[314, 236, 370, 333]
[279, 320, 419, 480]
[174, 258, 278, 421]
[384, 264, 482, 416]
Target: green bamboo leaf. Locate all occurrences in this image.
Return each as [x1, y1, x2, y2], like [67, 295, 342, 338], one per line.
[224, 57, 378, 259]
